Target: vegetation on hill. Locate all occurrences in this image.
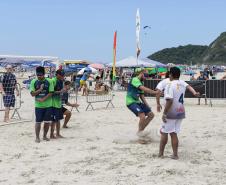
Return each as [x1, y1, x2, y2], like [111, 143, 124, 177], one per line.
[148, 32, 226, 65]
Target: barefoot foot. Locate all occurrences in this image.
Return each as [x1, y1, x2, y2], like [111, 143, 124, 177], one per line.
[35, 138, 41, 143]
[171, 155, 179, 160]
[43, 137, 50, 141]
[56, 134, 64, 139]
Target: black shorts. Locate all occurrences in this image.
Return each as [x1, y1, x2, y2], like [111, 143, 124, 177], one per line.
[52, 107, 63, 122]
[3, 94, 15, 108]
[62, 106, 68, 114]
[35, 107, 53, 123]
[127, 103, 151, 117]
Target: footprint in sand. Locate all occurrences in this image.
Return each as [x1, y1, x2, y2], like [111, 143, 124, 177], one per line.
[190, 159, 201, 164]
[39, 154, 50, 158]
[27, 179, 35, 184]
[202, 150, 212, 155]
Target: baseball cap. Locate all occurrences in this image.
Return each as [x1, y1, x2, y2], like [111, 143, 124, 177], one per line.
[56, 69, 65, 76]
[135, 67, 146, 75]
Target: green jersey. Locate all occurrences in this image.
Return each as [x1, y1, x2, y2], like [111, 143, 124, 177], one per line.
[52, 77, 64, 108]
[30, 78, 54, 108]
[126, 77, 144, 106]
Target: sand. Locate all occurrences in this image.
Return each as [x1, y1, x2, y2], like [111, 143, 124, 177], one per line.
[0, 78, 226, 185]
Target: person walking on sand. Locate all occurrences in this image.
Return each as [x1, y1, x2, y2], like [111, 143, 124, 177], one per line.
[0, 65, 19, 122]
[30, 66, 54, 143]
[126, 68, 159, 144]
[50, 69, 65, 139]
[79, 70, 92, 96]
[158, 67, 199, 159]
[61, 81, 79, 128]
[196, 71, 208, 105]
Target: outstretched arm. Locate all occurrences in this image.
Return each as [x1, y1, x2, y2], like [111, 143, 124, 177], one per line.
[186, 85, 200, 97]
[139, 85, 159, 96]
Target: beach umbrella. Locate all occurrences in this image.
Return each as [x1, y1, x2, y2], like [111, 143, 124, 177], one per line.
[77, 67, 98, 75]
[88, 63, 104, 70]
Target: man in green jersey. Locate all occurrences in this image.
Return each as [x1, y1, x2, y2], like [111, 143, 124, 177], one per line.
[50, 69, 65, 139]
[126, 69, 159, 143]
[30, 66, 54, 143]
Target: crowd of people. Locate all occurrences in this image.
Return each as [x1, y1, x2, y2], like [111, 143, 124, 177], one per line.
[0, 64, 225, 159]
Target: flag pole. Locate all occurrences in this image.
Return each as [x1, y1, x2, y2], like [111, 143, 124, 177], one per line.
[112, 31, 117, 86]
[136, 8, 141, 66]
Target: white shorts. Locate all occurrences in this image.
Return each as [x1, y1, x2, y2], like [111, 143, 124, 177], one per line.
[160, 119, 183, 134]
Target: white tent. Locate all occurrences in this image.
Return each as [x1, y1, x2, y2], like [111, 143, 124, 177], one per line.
[141, 58, 166, 67]
[107, 56, 156, 67]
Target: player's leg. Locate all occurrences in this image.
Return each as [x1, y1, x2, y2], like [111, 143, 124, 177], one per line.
[159, 132, 168, 158]
[63, 108, 71, 128]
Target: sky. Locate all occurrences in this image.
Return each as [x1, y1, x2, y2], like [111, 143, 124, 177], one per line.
[0, 0, 226, 63]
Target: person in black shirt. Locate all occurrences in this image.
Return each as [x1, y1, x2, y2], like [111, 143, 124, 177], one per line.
[61, 81, 79, 128]
[196, 71, 208, 105]
[0, 65, 19, 122]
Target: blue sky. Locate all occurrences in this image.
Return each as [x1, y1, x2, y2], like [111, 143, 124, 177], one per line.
[0, 0, 226, 63]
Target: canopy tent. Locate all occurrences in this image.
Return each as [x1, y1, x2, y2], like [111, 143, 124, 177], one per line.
[141, 58, 167, 67]
[88, 63, 105, 70]
[21, 60, 56, 68]
[107, 56, 156, 67]
[0, 55, 59, 68]
[0, 57, 25, 66]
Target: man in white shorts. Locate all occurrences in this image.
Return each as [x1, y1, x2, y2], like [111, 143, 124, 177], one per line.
[158, 67, 199, 159]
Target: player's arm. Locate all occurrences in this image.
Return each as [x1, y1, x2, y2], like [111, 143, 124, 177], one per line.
[221, 75, 226, 80]
[186, 85, 200, 97]
[66, 102, 79, 107]
[15, 79, 20, 96]
[140, 94, 150, 108]
[155, 89, 162, 112]
[36, 80, 54, 102]
[162, 98, 173, 123]
[37, 92, 53, 102]
[30, 85, 44, 97]
[162, 84, 174, 123]
[0, 83, 3, 93]
[139, 85, 159, 96]
[53, 89, 65, 95]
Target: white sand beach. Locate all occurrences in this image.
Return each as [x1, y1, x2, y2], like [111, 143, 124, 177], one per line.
[0, 86, 226, 185]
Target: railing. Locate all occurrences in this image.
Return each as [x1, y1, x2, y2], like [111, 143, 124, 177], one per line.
[85, 90, 115, 111]
[144, 79, 226, 106]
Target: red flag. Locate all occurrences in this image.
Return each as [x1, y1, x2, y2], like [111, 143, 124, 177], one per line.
[112, 31, 117, 80]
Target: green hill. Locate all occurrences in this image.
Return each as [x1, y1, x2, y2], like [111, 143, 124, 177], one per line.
[201, 32, 226, 64]
[148, 32, 226, 65]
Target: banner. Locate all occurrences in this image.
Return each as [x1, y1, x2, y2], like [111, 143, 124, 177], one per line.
[112, 31, 117, 81]
[136, 8, 141, 58]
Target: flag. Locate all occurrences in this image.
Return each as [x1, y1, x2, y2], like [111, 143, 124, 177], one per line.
[136, 8, 141, 58]
[112, 31, 117, 82]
